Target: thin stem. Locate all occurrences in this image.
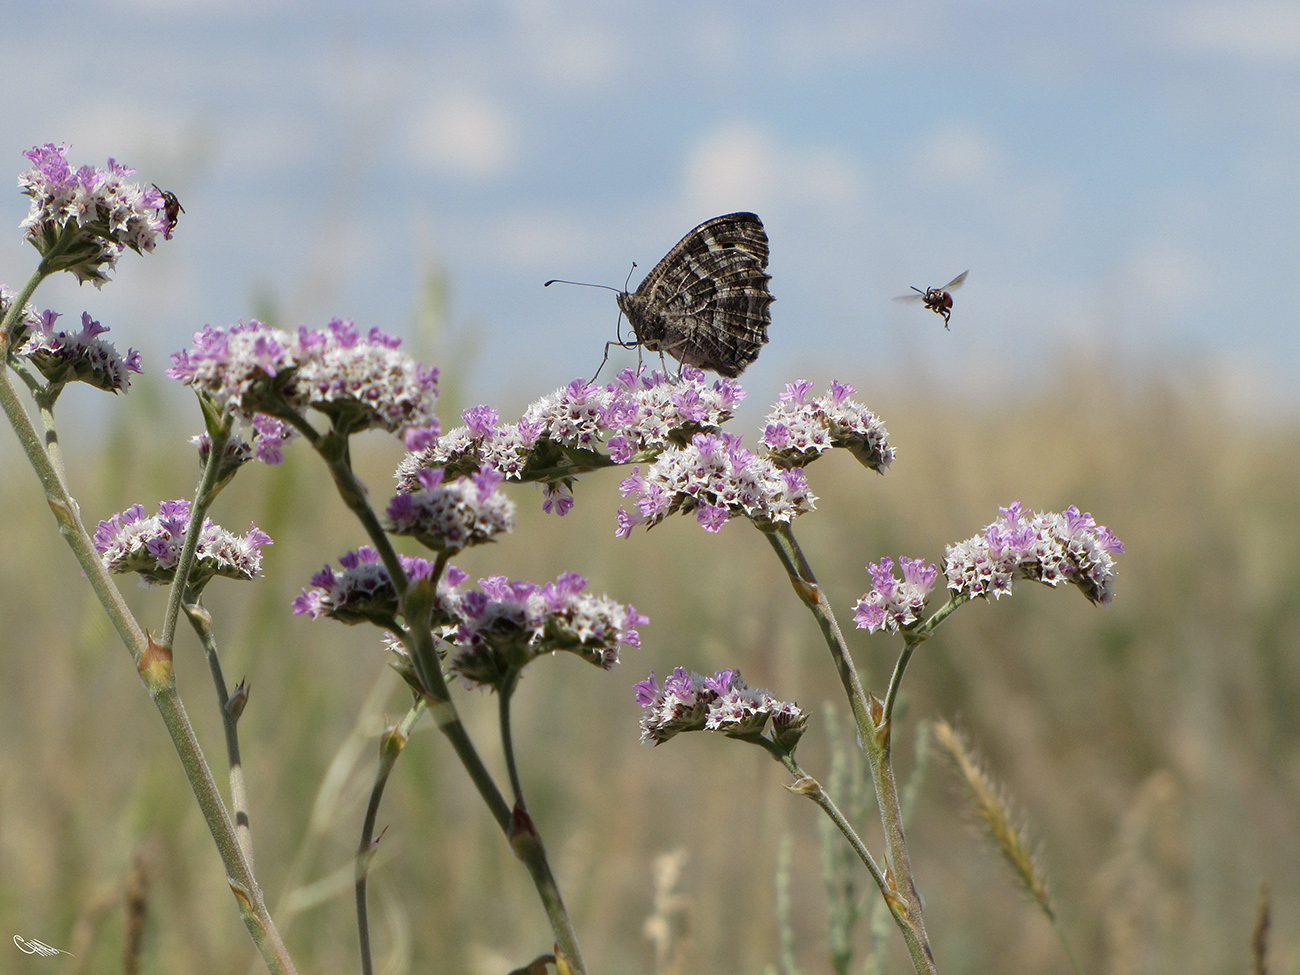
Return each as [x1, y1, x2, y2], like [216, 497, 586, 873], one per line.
[309, 427, 587, 971]
[778, 755, 893, 920]
[509, 814, 587, 975]
[0, 264, 48, 351]
[183, 597, 255, 865]
[356, 699, 426, 975]
[160, 418, 231, 649]
[761, 521, 937, 974]
[881, 595, 967, 728]
[0, 364, 298, 974]
[763, 523, 873, 736]
[499, 669, 525, 805]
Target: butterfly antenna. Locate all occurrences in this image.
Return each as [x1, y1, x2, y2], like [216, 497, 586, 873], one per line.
[623, 261, 638, 291]
[543, 278, 623, 292]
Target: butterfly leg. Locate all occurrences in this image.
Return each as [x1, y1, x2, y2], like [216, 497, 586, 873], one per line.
[590, 337, 647, 384]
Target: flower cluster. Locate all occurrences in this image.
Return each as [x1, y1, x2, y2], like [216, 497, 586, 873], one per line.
[944, 502, 1125, 604]
[93, 500, 271, 590]
[386, 467, 515, 554]
[167, 318, 440, 448]
[19, 310, 142, 393]
[18, 144, 173, 287]
[761, 380, 895, 473]
[399, 367, 743, 498]
[191, 414, 293, 473]
[854, 556, 940, 633]
[616, 431, 815, 536]
[447, 572, 647, 687]
[292, 547, 466, 627]
[634, 668, 807, 749]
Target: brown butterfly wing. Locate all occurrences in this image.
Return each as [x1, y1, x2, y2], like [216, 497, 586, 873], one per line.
[617, 212, 773, 377]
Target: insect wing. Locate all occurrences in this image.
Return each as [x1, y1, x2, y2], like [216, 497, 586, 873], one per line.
[621, 212, 773, 377]
[939, 270, 968, 292]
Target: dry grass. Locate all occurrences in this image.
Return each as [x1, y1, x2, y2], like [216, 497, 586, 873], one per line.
[1, 363, 1297, 974]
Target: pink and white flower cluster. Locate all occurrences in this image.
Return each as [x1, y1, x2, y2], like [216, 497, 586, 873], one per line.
[854, 557, 940, 633]
[634, 668, 807, 748]
[167, 318, 440, 449]
[762, 380, 895, 473]
[617, 430, 815, 536]
[18, 143, 175, 286]
[944, 502, 1124, 605]
[94, 500, 271, 590]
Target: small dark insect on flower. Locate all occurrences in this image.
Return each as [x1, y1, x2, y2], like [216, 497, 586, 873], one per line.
[152, 184, 185, 226]
[894, 270, 968, 329]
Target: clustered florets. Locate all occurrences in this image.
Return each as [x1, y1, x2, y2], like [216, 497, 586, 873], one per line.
[634, 667, 807, 749]
[18, 144, 175, 286]
[291, 547, 465, 627]
[167, 318, 440, 450]
[93, 500, 271, 590]
[294, 558, 645, 689]
[18, 310, 141, 393]
[398, 367, 744, 493]
[616, 430, 815, 536]
[446, 572, 647, 686]
[944, 501, 1124, 604]
[854, 556, 940, 633]
[386, 466, 516, 553]
[762, 379, 895, 472]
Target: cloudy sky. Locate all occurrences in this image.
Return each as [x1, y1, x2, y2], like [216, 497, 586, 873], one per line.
[2, 1, 1298, 416]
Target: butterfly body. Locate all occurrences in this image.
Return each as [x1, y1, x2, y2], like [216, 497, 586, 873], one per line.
[615, 212, 773, 378]
[895, 270, 968, 329]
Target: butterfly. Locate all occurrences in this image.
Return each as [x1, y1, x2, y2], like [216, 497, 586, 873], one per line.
[894, 270, 968, 329]
[548, 212, 774, 378]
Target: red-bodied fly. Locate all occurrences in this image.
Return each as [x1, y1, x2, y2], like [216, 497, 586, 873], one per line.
[152, 184, 185, 227]
[894, 270, 968, 329]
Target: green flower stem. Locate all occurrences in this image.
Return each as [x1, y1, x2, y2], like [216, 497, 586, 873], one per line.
[159, 419, 231, 650]
[140, 647, 297, 974]
[183, 597, 255, 866]
[314, 431, 412, 601]
[499, 669, 527, 805]
[356, 699, 426, 975]
[0, 365, 298, 974]
[762, 522, 937, 975]
[0, 365, 145, 655]
[312, 428, 585, 971]
[881, 596, 967, 728]
[497, 668, 587, 974]
[0, 265, 48, 350]
[777, 755, 890, 914]
[510, 817, 587, 975]
[763, 523, 873, 735]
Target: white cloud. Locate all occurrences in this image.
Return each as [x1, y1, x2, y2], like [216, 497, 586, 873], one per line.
[1170, 3, 1300, 61]
[528, 24, 624, 88]
[450, 208, 604, 273]
[912, 121, 1003, 187]
[682, 122, 865, 217]
[773, 8, 904, 71]
[412, 93, 518, 181]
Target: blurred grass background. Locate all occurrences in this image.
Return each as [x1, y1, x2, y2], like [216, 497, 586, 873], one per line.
[2, 355, 1298, 975]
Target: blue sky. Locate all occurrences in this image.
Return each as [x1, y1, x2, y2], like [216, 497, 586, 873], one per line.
[3, 1, 1298, 418]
